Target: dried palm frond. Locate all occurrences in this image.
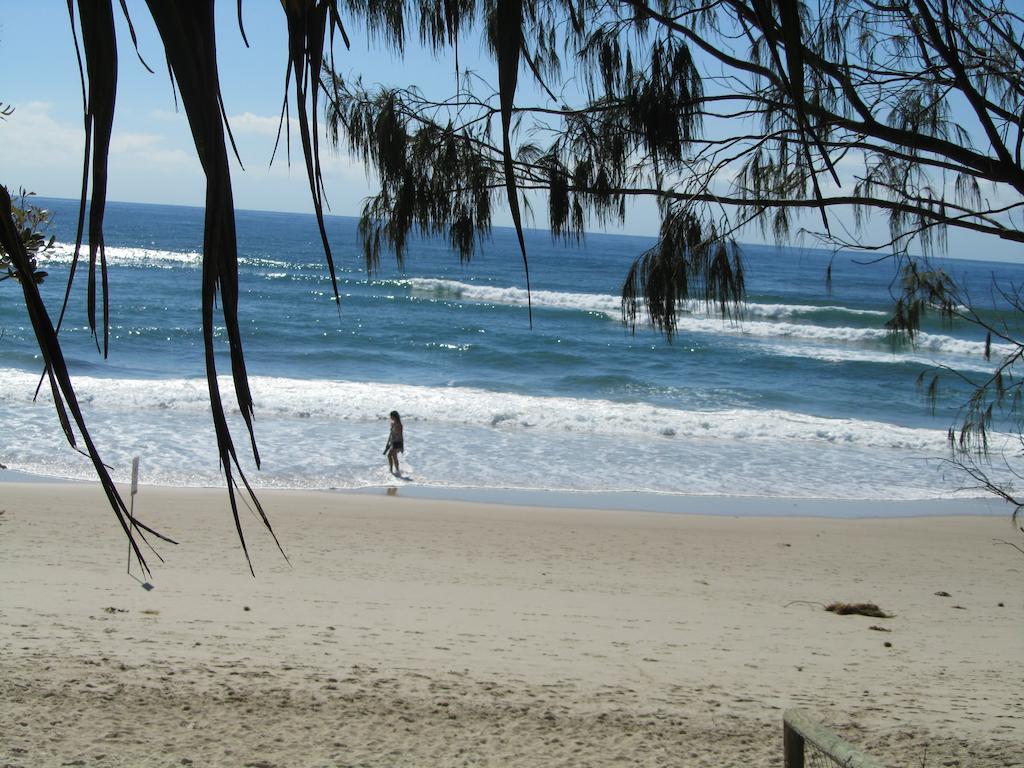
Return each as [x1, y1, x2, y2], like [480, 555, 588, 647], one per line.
[144, 1, 287, 574]
[10, 1, 349, 572]
[280, 0, 349, 309]
[1, 185, 175, 576]
[489, 0, 532, 326]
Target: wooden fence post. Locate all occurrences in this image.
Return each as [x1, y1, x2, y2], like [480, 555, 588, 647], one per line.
[783, 708, 885, 768]
[784, 717, 805, 768]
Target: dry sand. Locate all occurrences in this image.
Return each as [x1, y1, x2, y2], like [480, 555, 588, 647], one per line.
[1, 481, 1021, 767]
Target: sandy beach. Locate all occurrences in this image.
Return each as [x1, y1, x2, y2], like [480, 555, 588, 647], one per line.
[1, 481, 1021, 767]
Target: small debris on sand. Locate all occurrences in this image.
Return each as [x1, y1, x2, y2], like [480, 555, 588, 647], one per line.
[825, 602, 893, 618]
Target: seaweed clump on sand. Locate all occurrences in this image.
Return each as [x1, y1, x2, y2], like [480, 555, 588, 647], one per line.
[825, 602, 893, 618]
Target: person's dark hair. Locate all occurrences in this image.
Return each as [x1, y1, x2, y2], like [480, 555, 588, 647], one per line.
[390, 410, 401, 421]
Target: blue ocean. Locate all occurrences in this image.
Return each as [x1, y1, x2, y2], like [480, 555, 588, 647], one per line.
[2, 197, 1020, 502]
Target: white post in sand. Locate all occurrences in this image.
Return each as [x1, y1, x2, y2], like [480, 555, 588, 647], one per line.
[131, 456, 140, 499]
[127, 457, 140, 574]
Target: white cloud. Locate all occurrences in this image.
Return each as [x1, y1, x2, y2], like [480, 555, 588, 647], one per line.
[109, 130, 197, 170]
[0, 101, 84, 169]
[0, 102, 200, 178]
[223, 110, 370, 186]
[148, 109, 187, 122]
[227, 111, 295, 137]
[0, 102, 373, 217]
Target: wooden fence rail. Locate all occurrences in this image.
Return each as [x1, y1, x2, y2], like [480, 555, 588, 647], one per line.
[783, 709, 885, 768]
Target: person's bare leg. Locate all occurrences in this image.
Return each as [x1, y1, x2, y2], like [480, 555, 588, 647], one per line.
[390, 449, 401, 476]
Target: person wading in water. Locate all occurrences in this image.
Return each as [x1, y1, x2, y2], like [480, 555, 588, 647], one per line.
[384, 410, 404, 476]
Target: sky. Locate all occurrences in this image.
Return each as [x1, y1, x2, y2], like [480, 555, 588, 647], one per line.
[0, 2, 653, 233]
[0, 2, 1019, 262]
[0, 2, 441, 221]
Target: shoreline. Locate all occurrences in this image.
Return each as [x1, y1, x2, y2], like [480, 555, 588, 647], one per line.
[345, 483, 1007, 518]
[0, 466, 1007, 518]
[1, 481, 1021, 766]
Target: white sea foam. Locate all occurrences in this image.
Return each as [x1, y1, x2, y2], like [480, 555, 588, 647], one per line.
[3, 367, 999, 500]
[406, 278, 624, 316]
[41, 241, 202, 268]
[751, 303, 887, 319]
[1, 368, 951, 452]
[753, 342, 1000, 373]
[697, 317, 1008, 358]
[405, 278, 886, 320]
[40, 241, 297, 271]
[402, 278, 1006, 359]
[0, 380, 985, 502]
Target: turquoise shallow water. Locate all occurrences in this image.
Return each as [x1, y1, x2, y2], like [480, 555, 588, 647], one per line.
[2, 197, 1021, 501]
